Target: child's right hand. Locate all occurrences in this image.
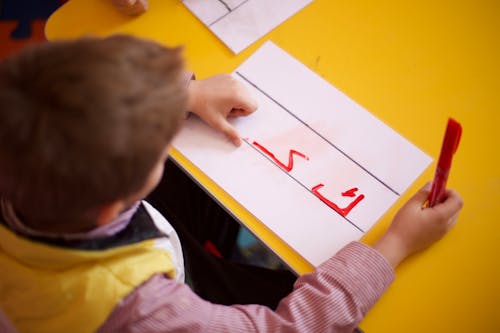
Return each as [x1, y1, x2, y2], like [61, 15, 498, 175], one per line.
[373, 183, 463, 268]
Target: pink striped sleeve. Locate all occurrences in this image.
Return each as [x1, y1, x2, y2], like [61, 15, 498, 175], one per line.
[99, 241, 394, 333]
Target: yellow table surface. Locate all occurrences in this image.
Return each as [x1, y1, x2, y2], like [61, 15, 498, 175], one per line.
[46, 0, 499, 331]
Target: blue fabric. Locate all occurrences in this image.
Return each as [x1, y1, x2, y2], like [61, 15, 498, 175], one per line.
[0, 0, 61, 39]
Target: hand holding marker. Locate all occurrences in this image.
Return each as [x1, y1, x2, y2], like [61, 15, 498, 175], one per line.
[428, 118, 462, 207]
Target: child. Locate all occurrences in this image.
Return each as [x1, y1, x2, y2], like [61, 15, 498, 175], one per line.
[0, 35, 463, 333]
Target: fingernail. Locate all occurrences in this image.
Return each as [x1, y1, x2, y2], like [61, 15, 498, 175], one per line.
[232, 137, 242, 146]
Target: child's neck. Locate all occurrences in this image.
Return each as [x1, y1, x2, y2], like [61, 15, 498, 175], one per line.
[16, 209, 98, 234]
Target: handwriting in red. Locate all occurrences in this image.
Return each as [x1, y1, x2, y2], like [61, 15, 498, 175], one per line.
[312, 184, 365, 217]
[251, 140, 365, 218]
[252, 141, 309, 172]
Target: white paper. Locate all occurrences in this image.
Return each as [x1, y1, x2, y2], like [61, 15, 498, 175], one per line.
[174, 42, 432, 267]
[182, 0, 313, 53]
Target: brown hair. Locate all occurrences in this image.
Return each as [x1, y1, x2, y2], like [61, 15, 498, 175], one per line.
[0, 35, 188, 230]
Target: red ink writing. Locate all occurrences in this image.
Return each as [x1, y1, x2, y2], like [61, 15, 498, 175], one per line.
[252, 141, 309, 172]
[312, 184, 365, 217]
[341, 188, 358, 197]
[249, 139, 365, 218]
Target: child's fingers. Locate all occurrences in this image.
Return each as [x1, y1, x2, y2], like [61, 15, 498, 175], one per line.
[230, 108, 250, 117]
[224, 125, 242, 146]
[237, 99, 258, 115]
[432, 189, 464, 220]
[231, 91, 258, 115]
[406, 182, 432, 207]
[211, 117, 241, 146]
[229, 106, 257, 117]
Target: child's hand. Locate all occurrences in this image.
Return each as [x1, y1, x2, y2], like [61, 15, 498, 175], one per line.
[373, 183, 463, 268]
[112, 0, 148, 15]
[187, 75, 258, 146]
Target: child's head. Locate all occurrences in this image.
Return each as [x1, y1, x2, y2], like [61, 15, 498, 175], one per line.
[0, 35, 188, 231]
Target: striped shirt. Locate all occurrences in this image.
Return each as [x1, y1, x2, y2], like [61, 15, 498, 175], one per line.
[0, 199, 394, 332]
[98, 241, 394, 333]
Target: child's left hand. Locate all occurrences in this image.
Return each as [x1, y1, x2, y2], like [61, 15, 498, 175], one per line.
[187, 74, 258, 146]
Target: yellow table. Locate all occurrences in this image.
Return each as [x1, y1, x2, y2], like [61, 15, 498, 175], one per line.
[46, 1, 500, 331]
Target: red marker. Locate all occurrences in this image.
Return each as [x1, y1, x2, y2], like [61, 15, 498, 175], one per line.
[428, 118, 462, 207]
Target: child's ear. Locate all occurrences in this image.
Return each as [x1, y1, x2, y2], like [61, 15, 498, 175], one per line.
[95, 201, 126, 226]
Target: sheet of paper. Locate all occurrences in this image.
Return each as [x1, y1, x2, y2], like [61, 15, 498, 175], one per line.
[174, 42, 432, 267]
[182, 0, 313, 54]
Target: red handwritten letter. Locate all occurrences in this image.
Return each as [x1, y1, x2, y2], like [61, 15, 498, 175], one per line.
[311, 184, 365, 217]
[252, 141, 309, 172]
